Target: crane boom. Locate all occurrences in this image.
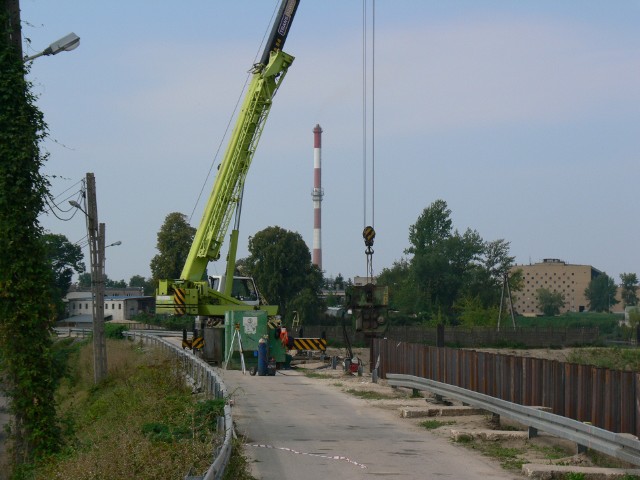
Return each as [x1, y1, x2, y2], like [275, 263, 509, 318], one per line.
[182, 50, 294, 281]
[156, 0, 299, 317]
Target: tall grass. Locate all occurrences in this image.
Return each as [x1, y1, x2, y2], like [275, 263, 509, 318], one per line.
[567, 347, 640, 371]
[18, 339, 223, 480]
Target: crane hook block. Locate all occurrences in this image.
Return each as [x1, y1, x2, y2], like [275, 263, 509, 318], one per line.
[363, 226, 376, 247]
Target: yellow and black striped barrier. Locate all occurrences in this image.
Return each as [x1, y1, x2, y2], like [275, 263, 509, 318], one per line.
[267, 319, 280, 330]
[292, 337, 327, 351]
[174, 288, 186, 315]
[182, 336, 204, 350]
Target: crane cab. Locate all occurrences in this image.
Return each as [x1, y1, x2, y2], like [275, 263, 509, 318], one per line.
[208, 275, 260, 306]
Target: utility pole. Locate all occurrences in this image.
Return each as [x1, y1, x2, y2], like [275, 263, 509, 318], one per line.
[85, 173, 107, 383]
[3, 0, 22, 57]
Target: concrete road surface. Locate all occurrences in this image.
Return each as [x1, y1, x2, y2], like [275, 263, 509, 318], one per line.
[221, 369, 518, 479]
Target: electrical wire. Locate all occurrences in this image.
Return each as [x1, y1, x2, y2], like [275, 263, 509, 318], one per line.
[41, 186, 85, 221]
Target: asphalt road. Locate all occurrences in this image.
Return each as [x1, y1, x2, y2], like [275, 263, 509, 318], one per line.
[221, 369, 519, 479]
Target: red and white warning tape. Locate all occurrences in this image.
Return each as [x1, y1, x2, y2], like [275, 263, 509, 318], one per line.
[245, 443, 367, 469]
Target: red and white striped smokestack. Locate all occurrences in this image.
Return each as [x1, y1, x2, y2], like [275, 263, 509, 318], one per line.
[312, 124, 324, 270]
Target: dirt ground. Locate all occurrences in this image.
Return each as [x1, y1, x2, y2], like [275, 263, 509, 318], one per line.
[289, 346, 634, 475]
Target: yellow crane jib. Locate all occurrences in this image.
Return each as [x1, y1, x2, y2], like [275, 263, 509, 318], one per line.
[156, 0, 300, 319]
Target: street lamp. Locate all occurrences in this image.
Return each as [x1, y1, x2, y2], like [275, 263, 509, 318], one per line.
[23, 32, 80, 63]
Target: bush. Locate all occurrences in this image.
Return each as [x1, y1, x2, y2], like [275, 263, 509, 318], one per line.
[104, 323, 128, 339]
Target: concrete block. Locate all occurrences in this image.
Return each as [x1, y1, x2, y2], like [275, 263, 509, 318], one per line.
[522, 464, 640, 479]
[400, 405, 486, 418]
[450, 429, 528, 442]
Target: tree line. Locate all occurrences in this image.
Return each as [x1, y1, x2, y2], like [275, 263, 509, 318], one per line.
[42, 199, 640, 327]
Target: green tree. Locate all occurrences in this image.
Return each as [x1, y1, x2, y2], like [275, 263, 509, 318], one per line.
[77, 272, 91, 288]
[242, 226, 319, 320]
[464, 239, 521, 315]
[405, 200, 484, 320]
[287, 266, 325, 325]
[106, 278, 127, 288]
[585, 274, 619, 312]
[456, 295, 499, 326]
[536, 288, 565, 316]
[377, 259, 415, 313]
[42, 233, 85, 318]
[150, 212, 196, 280]
[0, 9, 62, 460]
[130, 274, 155, 295]
[620, 273, 638, 307]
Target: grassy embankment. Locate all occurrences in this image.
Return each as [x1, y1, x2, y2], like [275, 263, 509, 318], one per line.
[11, 336, 250, 480]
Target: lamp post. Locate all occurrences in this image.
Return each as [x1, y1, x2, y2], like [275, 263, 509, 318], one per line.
[69, 173, 110, 383]
[23, 32, 80, 63]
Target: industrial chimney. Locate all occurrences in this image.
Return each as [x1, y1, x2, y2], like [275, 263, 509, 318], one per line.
[312, 124, 324, 270]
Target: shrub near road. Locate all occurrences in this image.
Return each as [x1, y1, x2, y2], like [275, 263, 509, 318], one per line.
[17, 339, 222, 480]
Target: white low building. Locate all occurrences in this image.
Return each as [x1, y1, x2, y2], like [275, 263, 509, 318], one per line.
[66, 294, 154, 322]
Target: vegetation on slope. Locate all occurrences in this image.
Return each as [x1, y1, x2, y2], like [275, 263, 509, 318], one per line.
[13, 339, 224, 480]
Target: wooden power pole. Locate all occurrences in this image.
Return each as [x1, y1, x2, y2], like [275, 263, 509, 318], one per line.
[85, 173, 107, 383]
[3, 0, 23, 57]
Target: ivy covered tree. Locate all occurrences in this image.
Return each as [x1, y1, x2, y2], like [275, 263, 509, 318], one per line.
[0, 6, 62, 462]
[150, 212, 196, 281]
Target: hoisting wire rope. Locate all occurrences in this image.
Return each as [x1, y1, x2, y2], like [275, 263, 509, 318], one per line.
[362, 0, 376, 282]
[188, 1, 281, 225]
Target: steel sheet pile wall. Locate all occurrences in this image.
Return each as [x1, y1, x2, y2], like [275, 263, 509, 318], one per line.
[374, 339, 640, 435]
[304, 325, 598, 348]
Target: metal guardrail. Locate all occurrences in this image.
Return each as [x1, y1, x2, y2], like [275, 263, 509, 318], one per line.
[124, 332, 232, 480]
[53, 327, 189, 338]
[387, 373, 640, 467]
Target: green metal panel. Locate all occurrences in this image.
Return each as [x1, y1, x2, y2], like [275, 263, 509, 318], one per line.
[224, 311, 269, 369]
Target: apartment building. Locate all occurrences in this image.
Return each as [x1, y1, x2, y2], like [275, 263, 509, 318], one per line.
[510, 258, 617, 316]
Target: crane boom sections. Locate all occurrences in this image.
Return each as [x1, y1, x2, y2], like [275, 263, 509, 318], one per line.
[181, 50, 294, 282]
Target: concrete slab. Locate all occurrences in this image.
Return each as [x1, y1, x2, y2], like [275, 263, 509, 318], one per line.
[522, 463, 640, 479]
[451, 428, 529, 441]
[400, 405, 486, 418]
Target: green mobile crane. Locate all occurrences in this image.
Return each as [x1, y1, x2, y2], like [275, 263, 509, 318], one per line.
[156, 0, 300, 320]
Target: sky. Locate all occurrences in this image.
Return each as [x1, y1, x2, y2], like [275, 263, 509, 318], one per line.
[21, 1, 640, 285]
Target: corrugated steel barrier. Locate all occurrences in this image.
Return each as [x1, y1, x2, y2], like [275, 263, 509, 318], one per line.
[373, 339, 640, 436]
[125, 332, 232, 480]
[387, 374, 640, 467]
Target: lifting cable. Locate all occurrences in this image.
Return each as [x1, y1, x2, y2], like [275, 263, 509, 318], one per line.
[362, 0, 376, 282]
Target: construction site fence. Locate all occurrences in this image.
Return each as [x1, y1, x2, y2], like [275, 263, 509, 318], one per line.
[373, 338, 640, 436]
[301, 325, 600, 348]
